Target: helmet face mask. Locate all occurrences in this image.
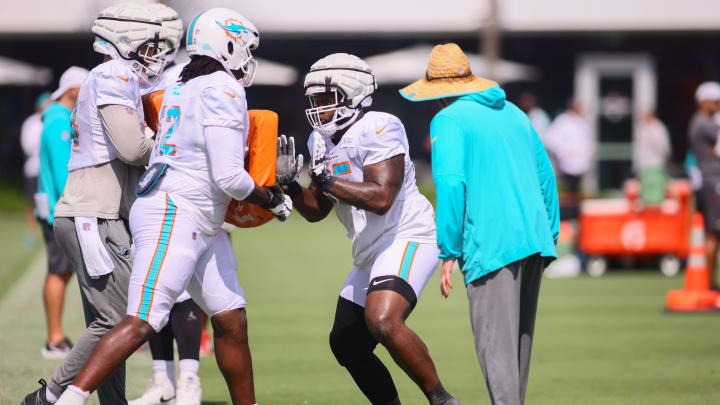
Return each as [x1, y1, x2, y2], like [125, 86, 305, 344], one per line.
[144, 3, 183, 63]
[131, 38, 170, 83]
[305, 87, 358, 137]
[303, 53, 377, 137]
[91, 4, 172, 86]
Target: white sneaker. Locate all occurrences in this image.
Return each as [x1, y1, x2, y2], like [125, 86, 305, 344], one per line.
[175, 374, 201, 405]
[128, 374, 176, 405]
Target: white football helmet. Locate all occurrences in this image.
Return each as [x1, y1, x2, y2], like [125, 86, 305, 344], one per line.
[304, 53, 377, 137]
[91, 3, 170, 85]
[145, 3, 183, 63]
[185, 8, 260, 87]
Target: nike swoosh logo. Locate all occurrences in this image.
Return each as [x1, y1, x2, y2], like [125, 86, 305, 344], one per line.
[160, 396, 175, 403]
[376, 124, 388, 135]
[117, 76, 129, 82]
[372, 278, 392, 286]
[431, 136, 439, 144]
[224, 91, 236, 98]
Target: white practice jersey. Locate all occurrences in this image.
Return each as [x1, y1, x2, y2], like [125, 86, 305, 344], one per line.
[308, 112, 437, 269]
[140, 61, 187, 96]
[68, 59, 144, 171]
[151, 71, 249, 235]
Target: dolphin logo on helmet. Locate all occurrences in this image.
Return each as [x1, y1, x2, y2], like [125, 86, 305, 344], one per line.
[216, 19, 248, 38]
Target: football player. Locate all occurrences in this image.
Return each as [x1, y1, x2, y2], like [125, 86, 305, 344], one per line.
[51, 8, 291, 405]
[22, 4, 173, 405]
[131, 5, 204, 405]
[276, 53, 460, 405]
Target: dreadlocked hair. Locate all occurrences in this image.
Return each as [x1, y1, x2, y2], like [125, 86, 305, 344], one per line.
[179, 55, 226, 83]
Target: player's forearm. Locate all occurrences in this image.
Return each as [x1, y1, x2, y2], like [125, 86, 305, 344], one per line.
[287, 183, 332, 222]
[327, 179, 394, 215]
[99, 104, 153, 166]
[241, 184, 273, 206]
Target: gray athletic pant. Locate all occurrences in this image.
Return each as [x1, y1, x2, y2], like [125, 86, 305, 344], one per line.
[48, 217, 133, 405]
[466, 253, 543, 405]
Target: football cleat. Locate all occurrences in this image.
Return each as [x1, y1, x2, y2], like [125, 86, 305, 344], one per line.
[128, 373, 176, 405]
[175, 374, 201, 405]
[20, 379, 52, 405]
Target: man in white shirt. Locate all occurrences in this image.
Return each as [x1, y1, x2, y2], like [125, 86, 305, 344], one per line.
[542, 99, 594, 218]
[634, 111, 671, 204]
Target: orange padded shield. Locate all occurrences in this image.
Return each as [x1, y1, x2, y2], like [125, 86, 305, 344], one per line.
[142, 91, 277, 228]
[142, 90, 165, 132]
[224, 110, 277, 228]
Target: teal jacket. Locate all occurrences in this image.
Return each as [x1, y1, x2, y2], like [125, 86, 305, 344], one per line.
[430, 87, 559, 285]
[38, 102, 72, 224]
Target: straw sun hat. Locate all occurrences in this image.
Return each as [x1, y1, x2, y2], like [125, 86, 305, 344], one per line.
[400, 43, 496, 102]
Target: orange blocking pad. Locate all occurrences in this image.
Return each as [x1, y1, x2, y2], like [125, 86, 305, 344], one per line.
[142, 91, 277, 228]
[224, 110, 277, 228]
[142, 90, 165, 132]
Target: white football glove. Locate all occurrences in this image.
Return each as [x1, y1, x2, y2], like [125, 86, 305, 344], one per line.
[276, 134, 304, 185]
[263, 186, 293, 222]
[310, 134, 327, 177]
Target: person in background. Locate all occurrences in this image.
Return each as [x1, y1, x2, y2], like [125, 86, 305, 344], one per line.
[542, 99, 594, 219]
[634, 110, 672, 205]
[400, 43, 559, 405]
[688, 81, 720, 289]
[21, 92, 51, 247]
[36, 67, 89, 359]
[518, 91, 551, 137]
[21, 4, 171, 404]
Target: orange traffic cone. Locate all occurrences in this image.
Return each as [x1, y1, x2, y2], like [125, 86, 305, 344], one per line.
[666, 213, 720, 311]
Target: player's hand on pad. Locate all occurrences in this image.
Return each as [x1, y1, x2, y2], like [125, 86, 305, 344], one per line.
[276, 134, 304, 185]
[262, 185, 293, 221]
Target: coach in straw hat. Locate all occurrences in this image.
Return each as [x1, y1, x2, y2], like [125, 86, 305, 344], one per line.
[401, 43, 559, 405]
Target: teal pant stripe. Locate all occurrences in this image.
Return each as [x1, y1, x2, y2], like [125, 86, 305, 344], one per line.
[399, 242, 419, 281]
[137, 196, 177, 321]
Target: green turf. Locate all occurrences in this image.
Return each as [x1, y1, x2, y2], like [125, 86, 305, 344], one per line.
[0, 212, 42, 300]
[2, 214, 720, 404]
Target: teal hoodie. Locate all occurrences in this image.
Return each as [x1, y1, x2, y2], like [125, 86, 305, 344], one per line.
[38, 102, 72, 224]
[430, 87, 559, 284]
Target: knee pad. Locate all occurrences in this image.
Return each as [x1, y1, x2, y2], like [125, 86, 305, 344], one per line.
[367, 275, 417, 309]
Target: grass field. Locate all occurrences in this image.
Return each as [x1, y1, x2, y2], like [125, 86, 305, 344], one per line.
[2, 213, 720, 404]
[0, 212, 41, 300]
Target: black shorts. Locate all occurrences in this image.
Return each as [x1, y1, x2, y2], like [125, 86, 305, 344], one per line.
[41, 220, 72, 275]
[24, 176, 37, 203]
[701, 183, 720, 236]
